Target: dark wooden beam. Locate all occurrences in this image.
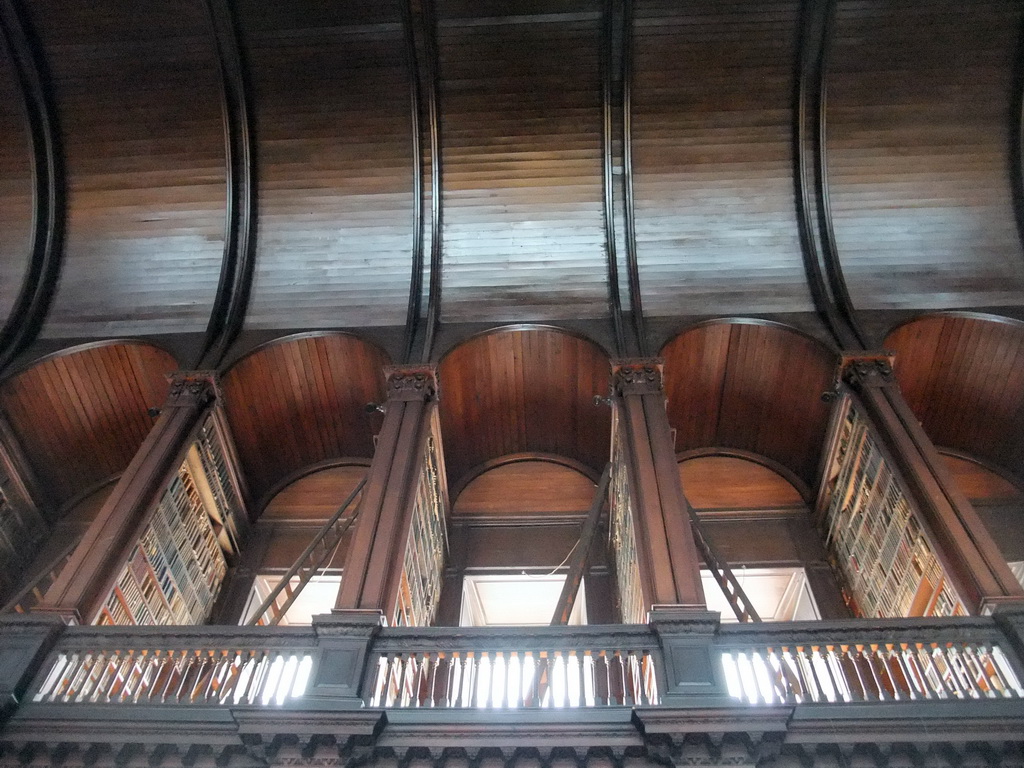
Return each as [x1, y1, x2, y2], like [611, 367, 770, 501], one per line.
[400, 0, 426, 365]
[419, 0, 444, 362]
[600, 0, 626, 357]
[197, 0, 258, 370]
[1011, 11, 1024, 259]
[792, 0, 864, 350]
[0, 0, 65, 373]
[620, 0, 647, 357]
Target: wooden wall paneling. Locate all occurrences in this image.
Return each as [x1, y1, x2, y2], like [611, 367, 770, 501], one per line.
[198, 0, 258, 368]
[886, 314, 1024, 483]
[238, 0, 415, 331]
[0, 0, 64, 370]
[436, 1, 610, 323]
[940, 453, 1024, 505]
[28, 1, 226, 339]
[827, 0, 1024, 310]
[438, 328, 611, 491]
[452, 460, 596, 518]
[221, 334, 389, 508]
[260, 464, 369, 523]
[678, 456, 805, 512]
[662, 321, 836, 489]
[630, 0, 815, 317]
[0, 342, 175, 509]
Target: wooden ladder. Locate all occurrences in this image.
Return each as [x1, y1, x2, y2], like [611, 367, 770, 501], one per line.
[688, 511, 761, 623]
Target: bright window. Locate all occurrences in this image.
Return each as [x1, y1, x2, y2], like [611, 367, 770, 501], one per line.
[460, 574, 587, 626]
[242, 574, 341, 626]
[701, 567, 819, 622]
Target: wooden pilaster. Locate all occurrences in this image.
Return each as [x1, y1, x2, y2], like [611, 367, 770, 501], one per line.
[334, 366, 442, 620]
[37, 372, 220, 624]
[611, 359, 705, 611]
[841, 354, 1024, 614]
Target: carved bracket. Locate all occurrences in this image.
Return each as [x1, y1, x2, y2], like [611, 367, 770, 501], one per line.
[164, 370, 221, 409]
[385, 365, 438, 402]
[838, 352, 896, 391]
[611, 358, 664, 396]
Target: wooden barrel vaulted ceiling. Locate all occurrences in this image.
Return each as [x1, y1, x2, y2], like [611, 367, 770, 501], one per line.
[661, 321, 837, 491]
[0, 342, 176, 510]
[438, 327, 611, 493]
[885, 313, 1024, 485]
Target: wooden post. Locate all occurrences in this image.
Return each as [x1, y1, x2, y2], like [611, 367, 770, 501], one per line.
[36, 372, 220, 624]
[611, 359, 705, 612]
[334, 366, 446, 622]
[841, 354, 1024, 614]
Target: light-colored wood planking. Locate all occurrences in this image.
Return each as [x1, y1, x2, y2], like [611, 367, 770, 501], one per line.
[261, 464, 368, 522]
[827, 0, 1024, 309]
[29, 1, 227, 338]
[439, 328, 611, 491]
[0, 49, 33, 327]
[0, 343, 176, 507]
[679, 455, 804, 511]
[453, 460, 595, 517]
[239, 0, 415, 330]
[631, 0, 814, 316]
[222, 334, 389, 506]
[437, 0, 609, 322]
[662, 321, 836, 487]
[886, 314, 1024, 483]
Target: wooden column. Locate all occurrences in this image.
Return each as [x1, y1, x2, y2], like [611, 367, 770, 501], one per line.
[842, 354, 1024, 614]
[334, 366, 440, 620]
[37, 372, 220, 624]
[611, 359, 705, 611]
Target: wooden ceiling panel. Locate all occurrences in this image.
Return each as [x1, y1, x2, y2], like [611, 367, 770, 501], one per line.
[0, 342, 176, 508]
[221, 334, 389, 506]
[679, 456, 804, 512]
[28, 1, 227, 338]
[453, 460, 596, 518]
[239, 0, 415, 330]
[662, 321, 836, 487]
[439, 328, 611, 489]
[827, 0, 1024, 309]
[436, 1, 609, 323]
[940, 454, 1023, 505]
[0, 48, 33, 327]
[885, 313, 1024, 483]
[261, 464, 368, 523]
[631, 0, 814, 316]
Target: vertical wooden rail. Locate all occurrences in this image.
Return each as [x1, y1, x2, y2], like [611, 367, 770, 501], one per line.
[36, 373, 220, 624]
[839, 355, 1024, 615]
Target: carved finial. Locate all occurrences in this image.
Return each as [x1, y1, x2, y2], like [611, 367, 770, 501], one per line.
[611, 358, 664, 396]
[384, 365, 438, 402]
[839, 353, 896, 390]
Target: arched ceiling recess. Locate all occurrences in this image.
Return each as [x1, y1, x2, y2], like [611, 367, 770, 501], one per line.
[438, 327, 612, 492]
[678, 454, 806, 513]
[261, 464, 368, 524]
[27, 0, 227, 339]
[452, 459, 597, 520]
[884, 313, 1024, 485]
[0, 341, 176, 509]
[661, 320, 837, 490]
[221, 333, 390, 508]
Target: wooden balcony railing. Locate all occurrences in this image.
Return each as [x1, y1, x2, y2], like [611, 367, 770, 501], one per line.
[8, 614, 1024, 715]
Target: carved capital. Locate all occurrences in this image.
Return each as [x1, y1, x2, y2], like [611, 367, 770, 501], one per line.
[611, 358, 664, 396]
[384, 365, 438, 402]
[164, 370, 221, 408]
[838, 352, 896, 391]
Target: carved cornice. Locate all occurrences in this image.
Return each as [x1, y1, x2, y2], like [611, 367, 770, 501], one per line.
[164, 370, 222, 408]
[838, 352, 896, 391]
[611, 359, 664, 396]
[385, 365, 438, 402]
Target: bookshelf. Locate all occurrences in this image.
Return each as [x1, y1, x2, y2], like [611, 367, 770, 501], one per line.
[819, 395, 965, 618]
[609, 411, 644, 625]
[393, 436, 447, 627]
[96, 417, 241, 626]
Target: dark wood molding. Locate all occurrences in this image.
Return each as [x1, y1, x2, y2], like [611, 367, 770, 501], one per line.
[197, 0, 258, 369]
[419, 0, 444, 363]
[620, 0, 647, 356]
[792, 0, 863, 350]
[0, 0, 65, 373]
[600, 0, 626, 357]
[1011, 10, 1024, 259]
[400, 0, 426, 365]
